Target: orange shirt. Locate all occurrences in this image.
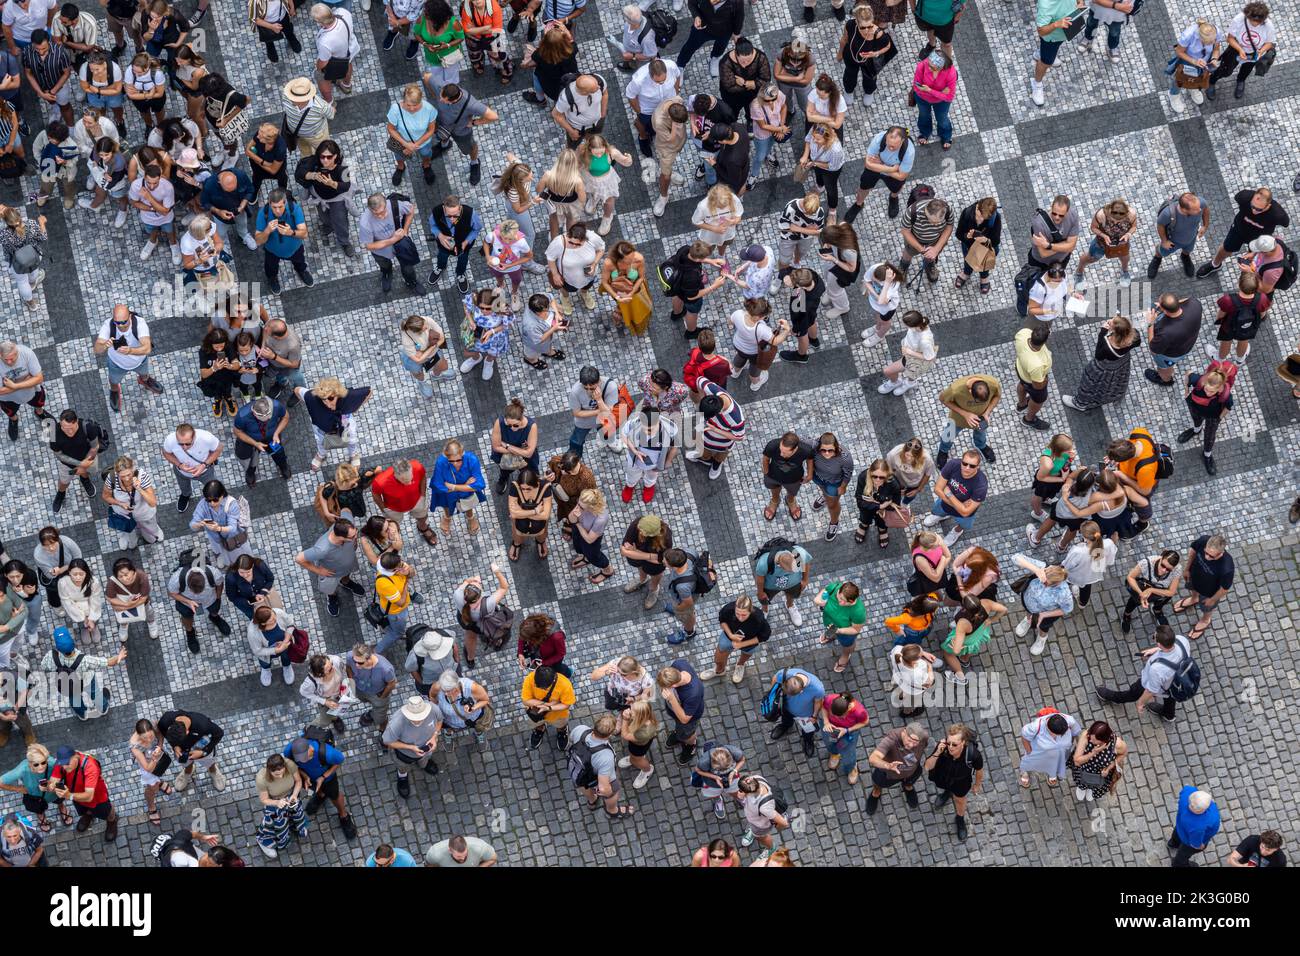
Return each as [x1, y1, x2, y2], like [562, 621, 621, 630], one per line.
[885, 610, 934, 634]
[1118, 429, 1158, 494]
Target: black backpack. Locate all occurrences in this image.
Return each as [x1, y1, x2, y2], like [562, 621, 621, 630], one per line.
[1132, 430, 1175, 480]
[1272, 238, 1298, 292]
[679, 549, 717, 596]
[906, 182, 933, 210]
[303, 722, 336, 751]
[752, 775, 790, 815]
[1153, 642, 1200, 702]
[566, 727, 613, 790]
[753, 537, 797, 574]
[559, 72, 605, 114]
[643, 10, 678, 48]
[657, 246, 693, 297]
[151, 829, 199, 867]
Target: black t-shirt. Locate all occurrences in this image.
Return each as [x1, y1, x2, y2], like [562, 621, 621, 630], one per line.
[927, 741, 984, 789]
[49, 421, 105, 461]
[763, 436, 814, 485]
[1149, 298, 1203, 358]
[712, 128, 750, 192]
[669, 246, 704, 299]
[718, 601, 771, 643]
[1188, 535, 1235, 595]
[1230, 188, 1290, 242]
[158, 710, 225, 757]
[622, 520, 672, 561]
[1235, 836, 1287, 868]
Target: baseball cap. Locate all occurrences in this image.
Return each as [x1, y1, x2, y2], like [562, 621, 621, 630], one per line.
[53, 746, 77, 766]
[742, 244, 766, 263]
[53, 627, 75, 654]
[290, 738, 313, 763]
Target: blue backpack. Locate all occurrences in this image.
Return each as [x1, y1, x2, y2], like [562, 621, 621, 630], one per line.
[760, 668, 787, 722]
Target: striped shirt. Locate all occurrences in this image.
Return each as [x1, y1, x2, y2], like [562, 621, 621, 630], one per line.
[386, 0, 425, 18]
[105, 469, 156, 514]
[280, 94, 333, 139]
[21, 43, 71, 93]
[778, 197, 825, 240]
[901, 200, 954, 248]
[700, 382, 746, 451]
[538, 0, 586, 22]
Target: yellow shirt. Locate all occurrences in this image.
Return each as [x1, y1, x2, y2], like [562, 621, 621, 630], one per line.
[520, 672, 576, 724]
[375, 573, 410, 615]
[1014, 329, 1052, 385]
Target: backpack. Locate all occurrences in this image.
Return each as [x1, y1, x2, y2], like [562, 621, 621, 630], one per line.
[1272, 238, 1298, 292]
[678, 549, 717, 596]
[905, 183, 934, 210]
[174, 551, 217, 589]
[751, 775, 790, 815]
[1153, 641, 1200, 702]
[151, 829, 199, 867]
[657, 246, 693, 296]
[478, 604, 515, 651]
[643, 10, 678, 48]
[1132, 430, 1175, 480]
[760, 668, 787, 722]
[753, 537, 797, 574]
[302, 722, 336, 751]
[565, 727, 613, 790]
[1190, 359, 1238, 406]
[1014, 261, 1044, 317]
[559, 72, 605, 115]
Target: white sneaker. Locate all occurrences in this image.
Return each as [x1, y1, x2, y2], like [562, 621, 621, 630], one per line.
[617, 755, 633, 769]
[361, 0, 371, 9]
[749, 370, 769, 391]
[1025, 523, 1043, 546]
[708, 462, 724, 480]
[670, 171, 685, 186]
[731, 662, 747, 684]
[1029, 634, 1048, 656]
[1085, 789, 1095, 801]
[240, 232, 258, 251]
[140, 239, 157, 260]
[861, 92, 874, 107]
[1015, 616, 1032, 638]
[282, 664, 295, 684]
[686, 448, 704, 461]
[640, 157, 657, 176]
[709, 57, 721, 78]
[258, 843, 278, 859]
[112, 209, 127, 228]
[1073, 275, 1088, 291]
[861, 330, 882, 347]
[1204, 343, 1223, 360]
[147, 620, 160, 639]
[822, 306, 848, 319]
[77, 195, 95, 210]
[634, 766, 654, 789]
[1169, 91, 1185, 113]
[1189, 89, 1204, 105]
[922, 513, 944, 528]
[1078, 37, 1093, 53]
[597, 215, 613, 236]
[787, 603, 803, 627]
[892, 378, 918, 396]
[1029, 80, 1045, 107]
[652, 196, 667, 217]
[459, 355, 482, 373]
[260, 668, 273, 686]
[1075, 787, 1088, 802]
[943, 527, 964, 546]
[169, 244, 181, 266]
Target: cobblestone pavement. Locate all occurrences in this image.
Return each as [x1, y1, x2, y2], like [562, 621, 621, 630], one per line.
[2, 0, 1299, 866]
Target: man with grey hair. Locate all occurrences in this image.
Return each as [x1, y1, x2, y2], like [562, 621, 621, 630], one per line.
[231, 395, 291, 487]
[1169, 785, 1220, 867]
[383, 695, 441, 799]
[0, 340, 51, 441]
[311, 2, 359, 102]
[347, 642, 397, 733]
[359, 191, 424, 295]
[371, 456, 436, 546]
[866, 721, 930, 815]
[619, 5, 659, 71]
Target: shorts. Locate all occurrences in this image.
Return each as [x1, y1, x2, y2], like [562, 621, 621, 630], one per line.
[1038, 38, 1064, 66]
[834, 630, 858, 648]
[858, 168, 906, 193]
[22, 793, 54, 815]
[746, 818, 775, 836]
[626, 557, 665, 576]
[678, 295, 703, 314]
[671, 716, 700, 742]
[87, 91, 126, 109]
[442, 131, 476, 156]
[1217, 320, 1258, 342]
[74, 800, 114, 821]
[1095, 510, 1128, 536]
[1087, 237, 1118, 259]
[762, 584, 804, 603]
[915, 14, 957, 45]
[935, 775, 973, 798]
[107, 358, 149, 386]
[1158, 234, 1197, 255]
[944, 576, 997, 603]
[791, 309, 818, 337]
[870, 763, 923, 789]
[382, 490, 430, 524]
[778, 235, 815, 263]
[1151, 351, 1182, 369]
[763, 475, 804, 497]
[813, 477, 844, 498]
[400, 351, 441, 375]
[655, 142, 682, 178]
[132, 94, 166, 114]
[55, 455, 98, 483]
[309, 774, 341, 801]
[141, 218, 175, 235]
[1221, 224, 1251, 254]
[627, 739, 653, 758]
[1054, 512, 1085, 531]
[1018, 373, 1048, 405]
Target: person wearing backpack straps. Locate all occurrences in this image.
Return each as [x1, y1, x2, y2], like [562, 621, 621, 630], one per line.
[660, 548, 703, 646]
[737, 773, 790, 853]
[167, 554, 232, 654]
[40, 625, 127, 720]
[1177, 362, 1235, 475]
[1146, 192, 1208, 280]
[190, 479, 253, 571]
[618, 5, 659, 72]
[521, 663, 576, 752]
[568, 713, 634, 819]
[1096, 623, 1192, 723]
[1240, 233, 1290, 296]
[1212, 269, 1270, 368]
[925, 722, 983, 841]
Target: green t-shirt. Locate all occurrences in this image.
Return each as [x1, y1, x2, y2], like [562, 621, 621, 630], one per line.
[1036, 0, 1079, 43]
[916, 0, 956, 28]
[820, 582, 866, 630]
[415, 17, 466, 66]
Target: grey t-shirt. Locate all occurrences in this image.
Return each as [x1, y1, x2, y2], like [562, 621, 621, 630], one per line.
[1030, 206, 1080, 265]
[1157, 196, 1203, 249]
[0, 344, 42, 404]
[519, 307, 551, 353]
[358, 199, 413, 260]
[167, 566, 219, 607]
[434, 92, 486, 139]
[350, 655, 396, 696]
[302, 529, 358, 577]
[568, 378, 619, 429]
[264, 327, 303, 369]
[33, 536, 82, 578]
[404, 647, 454, 684]
[381, 710, 439, 749]
[567, 724, 617, 779]
[424, 836, 496, 867]
[666, 557, 697, 605]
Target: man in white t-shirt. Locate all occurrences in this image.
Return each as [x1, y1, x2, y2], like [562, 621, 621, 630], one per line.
[1208, 5, 1275, 100]
[551, 72, 607, 148]
[2, 0, 57, 50]
[311, 2, 360, 102]
[93, 304, 163, 412]
[626, 57, 681, 168]
[161, 422, 223, 512]
[545, 223, 605, 313]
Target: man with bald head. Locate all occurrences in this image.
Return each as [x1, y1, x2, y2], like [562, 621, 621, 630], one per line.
[552, 72, 608, 148]
[199, 167, 258, 250]
[258, 320, 306, 407]
[94, 304, 162, 412]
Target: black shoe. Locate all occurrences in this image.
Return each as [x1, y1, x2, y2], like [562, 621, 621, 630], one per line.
[769, 722, 792, 740]
[675, 744, 696, 766]
[844, 202, 863, 225]
[423, 760, 439, 775]
[800, 732, 815, 757]
[338, 576, 365, 596]
[5, 418, 15, 441]
[380, 272, 393, 294]
[267, 275, 282, 294]
[832, 2, 845, 18]
[1205, 82, 1217, 101]
[297, 270, 315, 288]
[802, 6, 815, 21]
[866, 792, 880, 815]
[1194, 260, 1221, 279]
[554, 728, 569, 751]
[469, 163, 481, 187]
[287, 39, 302, 54]
[176, 494, 191, 513]
[1146, 254, 1162, 280]
[1180, 253, 1195, 277]
[428, 266, 443, 285]
[955, 815, 968, 841]
[186, 632, 200, 654]
[1131, 519, 1150, 537]
[210, 615, 232, 637]
[528, 727, 545, 750]
[934, 450, 949, 470]
[305, 795, 323, 816]
[359, 712, 375, 727]
[495, 472, 510, 495]
[1203, 454, 1216, 476]
[978, 444, 996, 464]
[245, 466, 258, 488]
[521, 90, 547, 106]
[917, 43, 935, 61]
[903, 787, 919, 809]
[77, 476, 95, 500]
[887, 194, 900, 219]
[110, 44, 126, 59]
[383, 29, 397, 52]
[339, 814, 358, 840]
[526, 17, 538, 42]
[405, 39, 419, 60]
[779, 349, 809, 363]
[52, 489, 66, 512]
[1022, 415, 1050, 431]
[326, 595, 340, 618]
[934, 789, 952, 809]
[1234, 79, 1246, 99]
[507, 12, 520, 33]
[396, 774, 410, 798]
[406, 281, 426, 296]
[694, 162, 707, 181]
[684, 328, 700, 340]
[1176, 427, 1198, 444]
[809, 336, 821, 348]
[1143, 369, 1173, 387]
[1120, 614, 1132, 634]
[456, 274, 470, 294]
[391, 166, 404, 187]
[422, 165, 435, 184]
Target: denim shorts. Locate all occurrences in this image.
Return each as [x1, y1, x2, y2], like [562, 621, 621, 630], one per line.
[88, 91, 126, 109]
[107, 357, 148, 385]
[1151, 352, 1181, 369]
[399, 351, 427, 375]
[814, 477, 843, 498]
[716, 631, 740, 653]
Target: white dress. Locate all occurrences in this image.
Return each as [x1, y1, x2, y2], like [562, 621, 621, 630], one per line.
[1019, 712, 1081, 779]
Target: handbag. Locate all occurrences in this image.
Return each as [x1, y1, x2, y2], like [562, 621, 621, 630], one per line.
[1173, 63, 1209, 89]
[456, 495, 477, 513]
[364, 596, 389, 629]
[1246, 30, 1275, 76]
[964, 235, 996, 273]
[282, 105, 310, 150]
[1103, 240, 1130, 259]
[1076, 769, 1107, 790]
[1009, 573, 1035, 596]
[389, 195, 421, 265]
[387, 107, 413, 156]
[499, 452, 527, 470]
[755, 342, 778, 372]
[286, 626, 311, 664]
[109, 575, 147, 625]
[603, 686, 629, 712]
[881, 503, 913, 528]
[792, 160, 811, 184]
[10, 244, 42, 275]
[107, 511, 137, 533]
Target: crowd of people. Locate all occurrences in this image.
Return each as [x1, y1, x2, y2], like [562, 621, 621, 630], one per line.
[0, 0, 1295, 868]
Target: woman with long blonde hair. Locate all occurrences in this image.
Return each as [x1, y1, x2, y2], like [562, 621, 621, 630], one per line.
[494, 152, 545, 273]
[567, 487, 614, 583]
[618, 698, 659, 789]
[577, 133, 633, 237]
[691, 183, 744, 256]
[537, 147, 586, 240]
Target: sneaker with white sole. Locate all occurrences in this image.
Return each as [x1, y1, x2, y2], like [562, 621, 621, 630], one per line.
[685, 448, 704, 461]
[241, 232, 258, 251]
[653, 196, 668, 217]
[460, 356, 482, 373]
[1026, 523, 1043, 546]
[943, 527, 964, 546]
[860, 330, 883, 347]
[788, 603, 803, 627]
[1029, 634, 1048, 656]
[1015, 616, 1032, 637]
[170, 244, 181, 266]
[481, 360, 495, 381]
[283, 665, 295, 684]
[708, 462, 724, 480]
[260, 667, 273, 686]
[1169, 91, 1185, 112]
[140, 239, 157, 260]
[1029, 79, 1045, 107]
[671, 171, 685, 185]
[1189, 89, 1204, 105]
[77, 195, 96, 210]
[113, 209, 127, 228]
[259, 843, 278, 859]
[921, 513, 944, 528]
[877, 379, 898, 394]
[892, 378, 918, 395]
[731, 662, 747, 684]
[749, 370, 769, 391]
[617, 755, 633, 769]
[740, 828, 756, 847]
[634, 766, 654, 789]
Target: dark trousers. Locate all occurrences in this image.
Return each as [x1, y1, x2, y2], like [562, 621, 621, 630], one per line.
[1188, 405, 1222, 454]
[1098, 676, 1175, 720]
[376, 254, 419, 287]
[436, 245, 472, 276]
[264, 245, 309, 281]
[813, 166, 842, 209]
[720, 91, 756, 128]
[571, 530, 610, 570]
[675, 28, 728, 69]
[251, 167, 289, 201]
[842, 59, 879, 96]
[1167, 831, 1204, 867]
[1122, 590, 1170, 627]
[635, 112, 654, 157]
[234, 438, 288, 473]
[261, 18, 300, 62]
[1209, 48, 1257, 85]
[1083, 14, 1123, 50]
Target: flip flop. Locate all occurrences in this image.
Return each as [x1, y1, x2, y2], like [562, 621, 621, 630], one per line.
[157, 781, 175, 796]
[833, 660, 847, 673]
[37, 816, 52, 833]
[1019, 774, 1030, 788]
[789, 504, 803, 521]
[148, 810, 162, 827]
[537, 540, 549, 559]
[570, 557, 589, 569]
[58, 804, 73, 826]
[509, 544, 521, 562]
[1173, 597, 1197, 613]
[589, 569, 616, 584]
[604, 805, 635, 819]
[420, 526, 438, 547]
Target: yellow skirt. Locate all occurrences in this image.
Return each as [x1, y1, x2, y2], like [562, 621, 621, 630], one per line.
[616, 287, 653, 336]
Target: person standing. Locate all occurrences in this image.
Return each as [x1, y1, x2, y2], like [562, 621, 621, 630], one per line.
[254, 188, 315, 295]
[925, 723, 983, 841]
[1017, 709, 1080, 788]
[295, 518, 364, 619]
[753, 540, 811, 626]
[348, 642, 397, 733]
[820, 690, 870, 786]
[768, 668, 825, 757]
[0, 341, 51, 439]
[1229, 830, 1286, 868]
[708, 595, 769, 684]
[158, 708, 227, 793]
[1208, 2, 1274, 101]
[425, 833, 499, 866]
[1147, 192, 1208, 279]
[371, 458, 438, 548]
[657, 659, 704, 766]
[934, 373, 1000, 469]
[49, 747, 118, 841]
[95, 305, 164, 413]
[1062, 314, 1139, 413]
[383, 695, 442, 799]
[866, 722, 930, 814]
[1196, 186, 1288, 278]
[311, 2, 359, 103]
[675, 0, 745, 76]
[47, 409, 105, 512]
[1120, 550, 1181, 633]
[279, 77, 334, 158]
[760, 432, 815, 523]
[912, 48, 956, 150]
[294, 376, 370, 472]
[1013, 324, 1053, 432]
[1174, 533, 1233, 640]
[285, 733, 357, 839]
[253, 753, 307, 860]
[1177, 363, 1235, 475]
[231, 396, 290, 487]
[1167, 786, 1220, 867]
[816, 581, 866, 674]
[521, 664, 575, 752]
[1030, 0, 1085, 108]
[687, 382, 746, 481]
[922, 450, 988, 547]
[432, 83, 496, 187]
[101, 457, 163, 551]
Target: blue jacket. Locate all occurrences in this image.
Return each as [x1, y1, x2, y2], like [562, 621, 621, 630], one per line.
[429, 452, 486, 513]
[223, 561, 275, 619]
[1174, 785, 1221, 848]
[199, 168, 255, 214]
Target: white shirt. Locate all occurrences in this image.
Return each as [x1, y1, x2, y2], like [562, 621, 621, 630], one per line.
[626, 60, 681, 115]
[806, 88, 848, 123]
[1227, 12, 1275, 52]
[901, 326, 937, 361]
[1029, 276, 1073, 319]
[97, 315, 150, 370]
[692, 195, 743, 244]
[163, 428, 221, 468]
[556, 76, 606, 130]
[1061, 539, 1117, 587]
[741, 248, 775, 299]
[316, 9, 360, 61]
[863, 263, 901, 316]
[729, 310, 773, 355]
[79, 60, 123, 90]
[72, 116, 118, 158]
[2, 0, 57, 44]
[890, 646, 931, 696]
[179, 222, 219, 265]
[126, 65, 167, 96]
[546, 233, 605, 288]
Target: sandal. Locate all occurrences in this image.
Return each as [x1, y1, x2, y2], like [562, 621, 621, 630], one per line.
[157, 781, 175, 796]
[788, 503, 803, 521]
[589, 569, 616, 584]
[466, 514, 480, 535]
[570, 556, 589, 569]
[58, 804, 74, 826]
[853, 527, 867, 544]
[509, 543, 521, 562]
[763, 503, 777, 522]
[1187, 619, 1211, 640]
[37, 816, 52, 833]
[878, 531, 890, 549]
[1047, 778, 1059, 787]
[537, 540, 549, 559]
[148, 809, 162, 827]
[420, 525, 438, 547]
[954, 274, 967, 289]
[586, 796, 600, 810]
[547, 349, 566, 360]
[525, 358, 549, 371]
[440, 517, 452, 535]
[942, 141, 952, 151]
[604, 805, 635, 819]
[1018, 773, 1031, 788]
[979, 280, 991, 294]
[832, 659, 847, 673]
[817, 634, 835, 645]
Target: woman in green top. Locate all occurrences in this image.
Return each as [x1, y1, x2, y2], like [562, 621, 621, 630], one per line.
[1028, 433, 1075, 521]
[1031, 0, 1086, 107]
[913, 0, 963, 60]
[941, 594, 1006, 685]
[815, 580, 867, 673]
[415, 0, 467, 94]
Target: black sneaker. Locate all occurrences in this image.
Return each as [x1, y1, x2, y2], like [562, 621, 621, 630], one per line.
[338, 576, 365, 596]
[934, 789, 952, 809]
[5, 418, 16, 441]
[210, 615, 232, 637]
[396, 774, 410, 799]
[423, 760, 439, 775]
[1131, 519, 1150, 537]
[528, 727, 545, 750]
[1144, 368, 1174, 386]
[1194, 260, 1221, 279]
[139, 376, 164, 395]
[456, 274, 470, 294]
[297, 270, 315, 288]
[405, 39, 419, 61]
[831, 2, 845, 18]
[469, 162, 481, 187]
[186, 632, 200, 654]
[802, 6, 815, 21]
[108, 388, 121, 413]
[1146, 254, 1162, 280]
[52, 489, 66, 512]
[1179, 253, 1195, 277]
[934, 450, 949, 470]
[779, 349, 808, 363]
[380, 272, 393, 294]
[800, 733, 815, 757]
[903, 787, 919, 809]
[176, 494, 191, 513]
[866, 792, 880, 815]
[79, 476, 95, 498]
[808, 336, 821, 348]
[1177, 427, 1198, 444]
[428, 266, 443, 285]
[326, 595, 340, 618]
[675, 744, 696, 766]
[383, 29, 397, 52]
[391, 166, 404, 187]
[887, 194, 900, 219]
[843, 202, 863, 225]
[507, 12, 520, 33]
[406, 281, 426, 296]
[769, 722, 791, 741]
[339, 814, 358, 840]
[1120, 613, 1132, 634]
[495, 471, 510, 495]
[1022, 415, 1050, 431]
[979, 444, 996, 464]
[267, 275, 282, 295]
[694, 162, 706, 181]
[917, 43, 935, 61]
[554, 728, 569, 751]
[422, 165, 435, 184]
[1203, 454, 1216, 476]
[955, 815, 968, 841]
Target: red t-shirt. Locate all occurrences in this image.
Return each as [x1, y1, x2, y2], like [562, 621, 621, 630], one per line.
[53, 754, 110, 807]
[372, 462, 426, 512]
[822, 693, 869, 729]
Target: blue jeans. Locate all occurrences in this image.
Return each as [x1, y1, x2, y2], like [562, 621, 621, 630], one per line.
[749, 136, 774, 179]
[569, 425, 592, 453]
[20, 592, 42, 641]
[916, 99, 952, 144]
[675, 27, 728, 69]
[436, 244, 472, 276]
[822, 729, 860, 774]
[892, 624, 931, 647]
[259, 649, 292, 670]
[1084, 14, 1123, 50]
[376, 608, 409, 655]
[931, 498, 974, 531]
[269, 367, 307, 392]
[937, 417, 987, 455]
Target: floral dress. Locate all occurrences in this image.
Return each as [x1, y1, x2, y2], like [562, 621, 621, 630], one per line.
[1067, 737, 1116, 799]
[463, 294, 512, 357]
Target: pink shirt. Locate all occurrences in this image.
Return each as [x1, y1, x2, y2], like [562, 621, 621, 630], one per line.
[912, 61, 957, 104]
[823, 693, 869, 729]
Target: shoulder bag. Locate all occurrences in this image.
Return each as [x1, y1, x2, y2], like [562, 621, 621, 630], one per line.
[387, 107, 414, 156]
[109, 573, 148, 625]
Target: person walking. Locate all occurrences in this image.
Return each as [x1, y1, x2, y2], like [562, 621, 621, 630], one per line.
[912, 48, 956, 149]
[95, 305, 164, 412]
[866, 722, 930, 814]
[1167, 786, 1220, 867]
[1177, 361, 1235, 475]
[1030, 0, 1085, 108]
[934, 373, 1000, 469]
[1066, 720, 1126, 802]
[1196, 185, 1288, 279]
[925, 723, 983, 841]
